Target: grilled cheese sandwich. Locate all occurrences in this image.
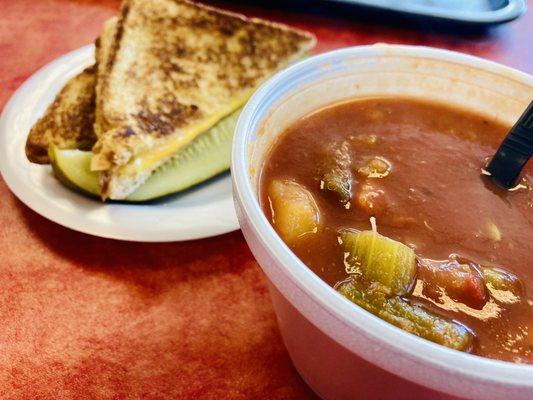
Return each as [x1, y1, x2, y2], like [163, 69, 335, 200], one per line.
[92, 0, 316, 199]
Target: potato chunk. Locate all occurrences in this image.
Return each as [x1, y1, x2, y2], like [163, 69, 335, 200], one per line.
[268, 180, 320, 243]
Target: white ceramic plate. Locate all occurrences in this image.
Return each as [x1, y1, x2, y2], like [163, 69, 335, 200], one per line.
[0, 45, 239, 242]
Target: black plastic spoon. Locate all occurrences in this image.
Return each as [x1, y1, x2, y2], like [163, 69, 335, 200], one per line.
[486, 100, 533, 189]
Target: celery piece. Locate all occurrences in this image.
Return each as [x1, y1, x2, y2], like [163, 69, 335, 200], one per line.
[341, 229, 416, 296]
[268, 180, 320, 243]
[337, 279, 473, 352]
[480, 267, 522, 296]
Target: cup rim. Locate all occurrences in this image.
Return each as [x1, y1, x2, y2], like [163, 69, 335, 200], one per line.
[232, 44, 533, 387]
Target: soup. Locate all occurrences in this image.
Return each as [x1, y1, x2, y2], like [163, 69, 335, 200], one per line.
[260, 98, 532, 363]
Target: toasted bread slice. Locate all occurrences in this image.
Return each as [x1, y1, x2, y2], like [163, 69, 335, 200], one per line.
[25, 66, 97, 164]
[26, 16, 117, 164]
[92, 0, 316, 199]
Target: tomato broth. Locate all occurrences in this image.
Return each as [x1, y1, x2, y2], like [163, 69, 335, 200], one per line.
[260, 98, 532, 363]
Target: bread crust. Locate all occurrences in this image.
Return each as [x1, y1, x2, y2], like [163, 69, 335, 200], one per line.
[94, 17, 119, 138]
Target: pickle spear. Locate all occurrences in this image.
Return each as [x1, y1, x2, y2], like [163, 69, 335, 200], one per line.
[337, 279, 473, 351]
[341, 227, 416, 296]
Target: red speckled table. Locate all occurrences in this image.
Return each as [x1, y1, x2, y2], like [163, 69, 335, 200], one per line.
[0, 1, 532, 399]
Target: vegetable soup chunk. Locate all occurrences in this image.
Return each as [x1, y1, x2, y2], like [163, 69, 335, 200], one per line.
[268, 180, 320, 243]
[418, 257, 489, 310]
[321, 141, 352, 205]
[341, 227, 416, 296]
[261, 97, 532, 363]
[337, 278, 474, 351]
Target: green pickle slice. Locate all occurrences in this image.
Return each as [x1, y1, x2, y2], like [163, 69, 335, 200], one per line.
[337, 279, 473, 351]
[341, 227, 416, 296]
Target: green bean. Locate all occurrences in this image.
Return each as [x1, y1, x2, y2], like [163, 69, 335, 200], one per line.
[337, 279, 473, 352]
[321, 141, 352, 204]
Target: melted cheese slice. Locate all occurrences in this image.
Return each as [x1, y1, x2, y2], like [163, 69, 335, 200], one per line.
[105, 91, 251, 177]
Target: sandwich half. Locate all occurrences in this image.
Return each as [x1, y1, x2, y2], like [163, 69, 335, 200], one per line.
[91, 0, 316, 200]
[25, 66, 97, 164]
[25, 16, 118, 164]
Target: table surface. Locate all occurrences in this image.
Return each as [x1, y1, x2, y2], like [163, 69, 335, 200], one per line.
[0, 1, 532, 399]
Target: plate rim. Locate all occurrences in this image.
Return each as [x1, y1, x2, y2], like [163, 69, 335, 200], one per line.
[325, 0, 527, 25]
[0, 45, 239, 242]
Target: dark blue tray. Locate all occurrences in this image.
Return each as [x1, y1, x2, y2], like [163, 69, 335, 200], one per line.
[326, 0, 527, 25]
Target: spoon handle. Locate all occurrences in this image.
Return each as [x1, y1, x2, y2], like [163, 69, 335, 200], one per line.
[486, 101, 533, 189]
